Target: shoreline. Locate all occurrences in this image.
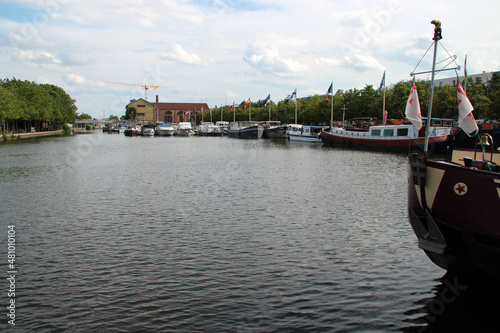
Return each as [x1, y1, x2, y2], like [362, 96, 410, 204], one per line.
[1, 130, 63, 142]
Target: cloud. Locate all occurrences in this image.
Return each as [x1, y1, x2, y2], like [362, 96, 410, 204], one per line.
[160, 43, 205, 65]
[243, 42, 307, 75]
[343, 54, 383, 72]
[316, 57, 342, 67]
[12, 49, 60, 66]
[63, 73, 87, 85]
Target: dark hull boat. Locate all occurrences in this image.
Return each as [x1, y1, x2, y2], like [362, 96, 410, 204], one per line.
[407, 21, 500, 282]
[261, 121, 287, 139]
[408, 146, 500, 280]
[228, 121, 263, 139]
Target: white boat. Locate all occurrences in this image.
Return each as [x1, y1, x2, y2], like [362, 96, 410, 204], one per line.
[215, 121, 229, 135]
[156, 124, 175, 136]
[141, 124, 156, 136]
[288, 125, 328, 143]
[198, 122, 223, 136]
[176, 122, 194, 136]
[228, 121, 263, 139]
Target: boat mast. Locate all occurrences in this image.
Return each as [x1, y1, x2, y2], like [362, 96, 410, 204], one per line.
[330, 81, 334, 127]
[295, 89, 298, 124]
[424, 20, 442, 156]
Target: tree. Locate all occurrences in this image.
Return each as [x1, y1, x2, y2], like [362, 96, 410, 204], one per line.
[124, 106, 136, 120]
[78, 113, 93, 120]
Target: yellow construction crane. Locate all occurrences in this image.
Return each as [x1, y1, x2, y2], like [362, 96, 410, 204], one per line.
[96, 81, 159, 100]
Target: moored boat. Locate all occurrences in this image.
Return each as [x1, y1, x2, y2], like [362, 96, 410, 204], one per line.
[215, 121, 229, 135]
[289, 125, 328, 143]
[176, 122, 194, 136]
[198, 122, 223, 136]
[141, 124, 156, 136]
[407, 20, 500, 282]
[261, 121, 287, 139]
[321, 120, 452, 153]
[156, 123, 175, 136]
[227, 121, 263, 139]
[124, 125, 139, 136]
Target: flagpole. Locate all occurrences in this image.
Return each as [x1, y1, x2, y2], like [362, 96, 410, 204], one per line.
[424, 29, 440, 157]
[249, 101, 251, 121]
[382, 87, 386, 118]
[330, 81, 334, 127]
[294, 89, 297, 124]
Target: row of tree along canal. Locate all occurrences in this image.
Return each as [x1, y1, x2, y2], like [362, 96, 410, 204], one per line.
[0, 78, 77, 134]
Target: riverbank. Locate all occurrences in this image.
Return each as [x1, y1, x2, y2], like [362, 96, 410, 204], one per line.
[1, 130, 63, 142]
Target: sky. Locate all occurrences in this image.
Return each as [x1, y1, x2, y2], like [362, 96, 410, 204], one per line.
[0, 0, 499, 119]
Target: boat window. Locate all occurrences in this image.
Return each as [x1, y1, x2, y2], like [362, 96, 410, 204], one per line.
[372, 129, 381, 136]
[443, 120, 453, 126]
[431, 119, 441, 126]
[383, 129, 394, 137]
[397, 128, 408, 136]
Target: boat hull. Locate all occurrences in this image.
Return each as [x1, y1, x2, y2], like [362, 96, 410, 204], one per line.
[407, 154, 500, 280]
[156, 128, 174, 136]
[263, 126, 288, 139]
[321, 130, 451, 153]
[289, 133, 322, 143]
[228, 125, 263, 139]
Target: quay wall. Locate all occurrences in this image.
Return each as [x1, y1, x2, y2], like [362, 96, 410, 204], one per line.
[1, 130, 63, 141]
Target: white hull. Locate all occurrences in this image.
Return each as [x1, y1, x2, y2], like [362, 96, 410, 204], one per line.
[156, 128, 174, 136]
[289, 134, 322, 143]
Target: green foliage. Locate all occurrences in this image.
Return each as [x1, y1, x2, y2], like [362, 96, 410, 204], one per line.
[77, 113, 93, 120]
[61, 123, 72, 136]
[124, 106, 136, 120]
[0, 78, 77, 126]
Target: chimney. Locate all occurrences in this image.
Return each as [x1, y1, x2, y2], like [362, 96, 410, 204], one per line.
[156, 95, 159, 104]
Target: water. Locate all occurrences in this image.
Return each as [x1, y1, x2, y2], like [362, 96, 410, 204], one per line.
[1, 133, 498, 332]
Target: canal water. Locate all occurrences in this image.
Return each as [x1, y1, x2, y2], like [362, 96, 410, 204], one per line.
[0, 133, 498, 332]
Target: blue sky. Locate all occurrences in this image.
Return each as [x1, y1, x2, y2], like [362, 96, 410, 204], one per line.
[1, 0, 499, 119]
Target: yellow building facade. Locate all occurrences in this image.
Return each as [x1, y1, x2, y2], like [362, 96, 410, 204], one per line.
[126, 99, 155, 122]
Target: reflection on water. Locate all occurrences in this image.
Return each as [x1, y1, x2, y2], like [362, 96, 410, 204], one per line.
[403, 271, 500, 332]
[0, 133, 498, 332]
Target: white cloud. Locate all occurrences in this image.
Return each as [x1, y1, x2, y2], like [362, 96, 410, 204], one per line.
[243, 42, 307, 75]
[63, 73, 86, 85]
[12, 49, 60, 66]
[344, 54, 383, 72]
[160, 43, 205, 65]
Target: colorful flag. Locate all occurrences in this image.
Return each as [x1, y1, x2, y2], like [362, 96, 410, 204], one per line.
[232, 101, 235, 112]
[263, 94, 270, 106]
[243, 98, 250, 110]
[377, 71, 385, 95]
[457, 81, 478, 136]
[287, 89, 296, 102]
[405, 81, 422, 131]
[326, 82, 333, 100]
[185, 110, 190, 115]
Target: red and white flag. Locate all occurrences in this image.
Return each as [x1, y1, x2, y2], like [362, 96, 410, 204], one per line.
[457, 81, 478, 136]
[405, 81, 422, 131]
